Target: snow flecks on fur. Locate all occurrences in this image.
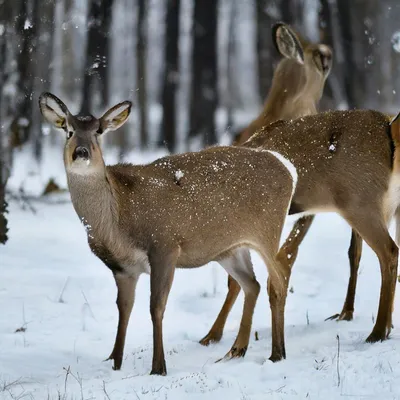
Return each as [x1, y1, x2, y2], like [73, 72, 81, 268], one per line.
[175, 169, 184, 182]
[76, 115, 94, 122]
[81, 216, 94, 239]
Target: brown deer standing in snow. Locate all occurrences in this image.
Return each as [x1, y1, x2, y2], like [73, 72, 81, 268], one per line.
[38, 92, 298, 375]
[200, 22, 333, 346]
[208, 108, 400, 350]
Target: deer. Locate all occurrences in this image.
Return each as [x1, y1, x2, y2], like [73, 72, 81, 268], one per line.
[207, 108, 400, 353]
[232, 22, 332, 146]
[200, 22, 333, 346]
[38, 92, 298, 375]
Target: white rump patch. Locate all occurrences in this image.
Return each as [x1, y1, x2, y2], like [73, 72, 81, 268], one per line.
[267, 150, 298, 194]
[390, 112, 400, 125]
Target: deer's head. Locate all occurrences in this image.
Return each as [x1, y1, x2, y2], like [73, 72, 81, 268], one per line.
[272, 22, 332, 80]
[39, 92, 131, 175]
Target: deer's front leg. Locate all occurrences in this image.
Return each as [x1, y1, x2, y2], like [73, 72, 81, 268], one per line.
[149, 248, 178, 376]
[107, 273, 139, 370]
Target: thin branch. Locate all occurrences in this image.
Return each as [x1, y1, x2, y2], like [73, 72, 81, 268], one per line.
[336, 334, 341, 387]
[102, 381, 111, 400]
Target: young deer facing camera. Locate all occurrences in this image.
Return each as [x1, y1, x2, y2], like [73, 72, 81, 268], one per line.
[200, 22, 333, 346]
[210, 109, 400, 352]
[39, 92, 298, 375]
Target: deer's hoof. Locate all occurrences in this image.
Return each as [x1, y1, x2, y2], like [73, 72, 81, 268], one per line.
[199, 332, 222, 346]
[325, 310, 353, 322]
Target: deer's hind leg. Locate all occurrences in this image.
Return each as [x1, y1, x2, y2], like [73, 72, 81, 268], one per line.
[199, 274, 241, 346]
[276, 215, 314, 270]
[216, 248, 260, 360]
[260, 216, 312, 362]
[262, 251, 291, 362]
[342, 211, 398, 342]
[326, 229, 363, 321]
[201, 215, 313, 348]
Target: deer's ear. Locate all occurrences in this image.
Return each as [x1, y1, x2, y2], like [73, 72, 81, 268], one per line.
[38, 92, 70, 130]
[98, 101, 132, 134]
[272, 22, 304, 64]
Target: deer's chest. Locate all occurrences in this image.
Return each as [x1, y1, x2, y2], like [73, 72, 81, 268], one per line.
[88, 236, 150, 276]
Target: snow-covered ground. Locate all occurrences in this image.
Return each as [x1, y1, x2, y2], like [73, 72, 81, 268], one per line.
[2, 150, 400, 399]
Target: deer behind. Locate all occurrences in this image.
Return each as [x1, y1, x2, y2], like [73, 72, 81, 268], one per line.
[248, 109, 399, 344]
[200, 22, 333, 347]
[38, 92, 298, 375]
[233, 22, 332, 146]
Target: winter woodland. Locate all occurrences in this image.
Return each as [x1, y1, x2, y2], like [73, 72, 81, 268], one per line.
[2, 0, 400, 399]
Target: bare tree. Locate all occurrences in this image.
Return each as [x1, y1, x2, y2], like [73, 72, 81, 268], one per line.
[0, 10, 9, 245]
[0, 0, 18, 244]
[188, 0, 218, 146]
[30, 0, 55, 159]
[137, 0, 149, 148]
[81, 0, 114, 113]
[11, 0, 40, 148]
[225, 0, 237, 132]
[160, 0, 180, 152]
[256, 0, 275, 102]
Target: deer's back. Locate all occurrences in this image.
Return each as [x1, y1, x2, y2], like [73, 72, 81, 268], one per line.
[245, 110, 394, 213]
[108, 146, 294, 267]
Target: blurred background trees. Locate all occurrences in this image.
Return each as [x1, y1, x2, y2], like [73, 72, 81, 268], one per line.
[1, 0, 400, 241]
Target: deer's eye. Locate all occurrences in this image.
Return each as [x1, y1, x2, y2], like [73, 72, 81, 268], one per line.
[67, 131, 74, 139]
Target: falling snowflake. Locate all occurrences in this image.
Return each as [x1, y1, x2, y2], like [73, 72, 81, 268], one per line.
[392, 31, 400, 53]
[24, 19, 32, 30]
[175, 170, 184, 181]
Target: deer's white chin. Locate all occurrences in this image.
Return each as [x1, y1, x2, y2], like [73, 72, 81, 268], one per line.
[67, 159, 96, 176]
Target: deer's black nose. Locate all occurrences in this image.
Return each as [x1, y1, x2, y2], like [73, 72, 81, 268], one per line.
[72, 146, 89, 161]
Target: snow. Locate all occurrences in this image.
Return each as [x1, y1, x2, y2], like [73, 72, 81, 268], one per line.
[175, 170, 185, 182]
[2, 152, 400, 399]
[392, 31, 400, 53]
[23, 19, 32, 30]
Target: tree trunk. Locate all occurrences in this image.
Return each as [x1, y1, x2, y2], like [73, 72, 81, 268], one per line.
[12, 0, 40, 147]
[160, 0, 180, 152]
[0, 0, 15, 244]
[137, 0, 149, 149]
[226, 0, 236, 130]
[0, 159, 8, 244]
[319, 0, 347, 110]
[31, 0, 55, 159]
[81, 0, 114, 113]
[256, 0, 275, 102]
[336, 0, 356, 108]
[0, 22, 9, 245]
[189, 0, 218, 146]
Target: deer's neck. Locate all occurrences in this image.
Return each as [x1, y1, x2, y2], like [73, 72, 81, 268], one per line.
[66, 169, 119, 238]
[302, 72, 326, 103]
